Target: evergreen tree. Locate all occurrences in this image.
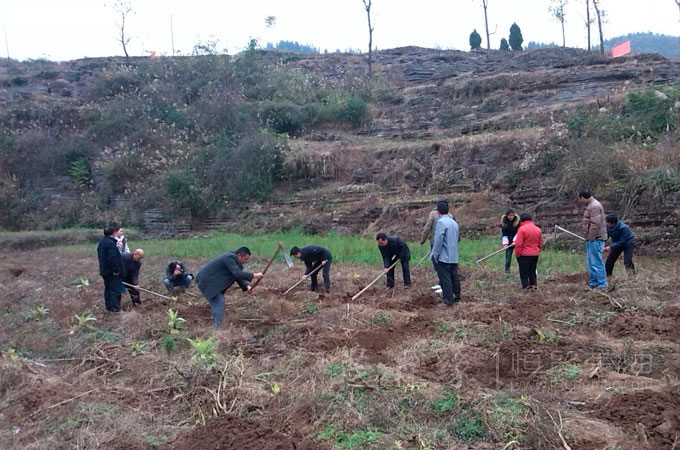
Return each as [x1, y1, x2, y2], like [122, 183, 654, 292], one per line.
[500, 38, 510, 51]
[509, 23, 524, 50]
[470, 29, 482, 50]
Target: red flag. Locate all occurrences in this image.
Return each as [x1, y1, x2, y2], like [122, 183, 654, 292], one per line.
[612, 40, 631, 58]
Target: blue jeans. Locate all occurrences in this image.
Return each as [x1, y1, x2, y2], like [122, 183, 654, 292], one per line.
[207, 293, 225, 329]
[164, 274, 193, 292]
[586, 240, 607, 288]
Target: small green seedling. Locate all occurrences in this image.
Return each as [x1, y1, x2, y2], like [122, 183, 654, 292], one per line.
[187, 337, 217, 368]
[70, 313, 96, 334]
[131, 342, 150, 356]
[31, 305, 50, 320]
[166, 309, 186, 332]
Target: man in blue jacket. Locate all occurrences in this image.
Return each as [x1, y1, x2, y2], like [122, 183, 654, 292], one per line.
[604, 214, 635, 277]
[196, 247, 264, 329]
[97, 225, 124, 312]
[376, 233, 411, 290]
[431, 201, 461, 306]
[290, 245, 332, 293]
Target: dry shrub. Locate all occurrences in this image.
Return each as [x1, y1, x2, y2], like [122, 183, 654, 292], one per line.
[282, 146, 339, 180]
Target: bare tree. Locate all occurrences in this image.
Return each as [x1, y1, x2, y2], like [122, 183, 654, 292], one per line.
[112, 0, 133, 57]
[361, 0, 375, 76]
[549, 0, 568, 47]
[585, 0, 591, 51]
[592, 0, 605, 55]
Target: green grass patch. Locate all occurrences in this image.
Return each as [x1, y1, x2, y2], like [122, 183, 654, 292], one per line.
[59, 232, 582, 272]
[317, 424, 383, 450]
[430, 389, 459, 415]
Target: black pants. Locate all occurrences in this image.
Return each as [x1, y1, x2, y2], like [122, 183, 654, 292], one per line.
[517, 255, 539, 289]
[310, 259, 331, 293]
[505, 246, 515, 271]
[436, 262, 461, 304]
[122, 278, 141, 304]
[605, 244, 635, 276]
[102, 275, 122, 310]
[386, 260, 411, 288]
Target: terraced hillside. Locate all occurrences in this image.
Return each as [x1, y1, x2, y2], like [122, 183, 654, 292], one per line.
[1, 47, 679, 250]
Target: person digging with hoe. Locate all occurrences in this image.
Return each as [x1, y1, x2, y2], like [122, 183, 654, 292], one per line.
[376, 233, 411, 290]
[604, 213, 636, 279]
[195, 247, 264, 329]
[121, 248, 144, 305]
[290, 245, 332, 293]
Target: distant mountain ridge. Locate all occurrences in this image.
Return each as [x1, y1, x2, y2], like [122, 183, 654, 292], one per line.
[528, 32, 678, 58]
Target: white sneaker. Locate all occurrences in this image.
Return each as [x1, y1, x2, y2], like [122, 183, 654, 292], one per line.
[431, 284, 441, 290]
[434, 288, 443, 294]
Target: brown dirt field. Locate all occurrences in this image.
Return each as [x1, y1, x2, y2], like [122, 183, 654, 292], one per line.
[0, 249, 679, 449]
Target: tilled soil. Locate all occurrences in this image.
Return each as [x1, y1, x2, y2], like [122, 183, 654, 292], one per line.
[1, 249, 679, 449]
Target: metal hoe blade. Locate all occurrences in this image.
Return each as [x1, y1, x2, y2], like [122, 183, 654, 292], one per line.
[279, 242, 294, 268]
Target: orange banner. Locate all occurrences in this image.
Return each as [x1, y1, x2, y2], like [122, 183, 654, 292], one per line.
[612, 40, 631, 58]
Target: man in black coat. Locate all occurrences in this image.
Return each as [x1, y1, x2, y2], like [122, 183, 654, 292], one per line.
[376, 233, 411, 289]
[97, 225, 124, 312]
[121, 248, 144, 305]
[290, 245, 332, 293]
[195, 247, 264, 329]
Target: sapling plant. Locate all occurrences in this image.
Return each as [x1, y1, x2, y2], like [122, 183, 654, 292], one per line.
[167, 309, 186, 333]
[30, 305, 49, 320]
[187, 337, 217, 368]
[69, 313, 96, 334]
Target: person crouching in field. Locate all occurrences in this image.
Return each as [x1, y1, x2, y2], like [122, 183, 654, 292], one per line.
[195, 247, 264, 329]
[514, 213, 542, 291]
[290, 245, 332, 293]
[164, 260, 193, 293]
[604, 213, 635, 278]
[501, 208, 520, 273]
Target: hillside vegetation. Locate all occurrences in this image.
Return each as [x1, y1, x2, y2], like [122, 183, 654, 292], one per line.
[1, 46, 679, 251]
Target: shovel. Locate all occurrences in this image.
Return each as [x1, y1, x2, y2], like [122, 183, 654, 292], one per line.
[282, 261, 326, 295]
[351, 259, 400, 301]
[250, 242, 290, 291]
[413, 250, 432, 269]
[121, 281, 175, 301]
[555, 225, 586, 241]
[476, 244, 514, 264]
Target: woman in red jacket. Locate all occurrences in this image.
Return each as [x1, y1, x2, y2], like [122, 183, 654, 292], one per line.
[514, 212, 543, 290]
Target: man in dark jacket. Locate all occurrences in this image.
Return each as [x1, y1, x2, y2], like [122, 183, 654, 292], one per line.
[163, 260, 193, 293]
[376, 233, 411, 289]
[121, 248, 144, 305]
[97, 225, 124, 312]
[501, 208, 520, 273]
[195, 247, 264, 329]
[604, 213, 635, 277]
[290, 245, 332, 293]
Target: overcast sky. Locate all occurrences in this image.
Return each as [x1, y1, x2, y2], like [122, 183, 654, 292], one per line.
[1, 0, 678, 61]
